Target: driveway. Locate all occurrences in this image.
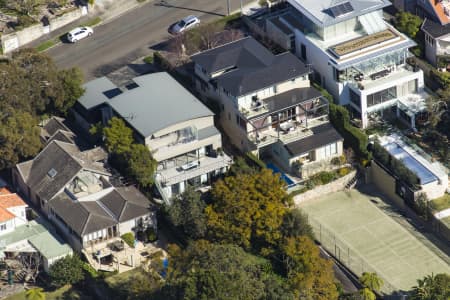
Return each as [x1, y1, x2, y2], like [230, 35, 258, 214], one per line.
[47, 0, 256, 81]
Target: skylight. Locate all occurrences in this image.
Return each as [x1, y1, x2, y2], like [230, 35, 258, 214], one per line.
[329, 2, 354, 18]
[48, 168, 58, 178]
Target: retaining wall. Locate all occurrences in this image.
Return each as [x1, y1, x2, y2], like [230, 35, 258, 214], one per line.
[293, 170, 357, 205]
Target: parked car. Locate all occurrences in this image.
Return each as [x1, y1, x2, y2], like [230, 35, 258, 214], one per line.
[67, 26, 93, 43]
[168, 15, 200, 34]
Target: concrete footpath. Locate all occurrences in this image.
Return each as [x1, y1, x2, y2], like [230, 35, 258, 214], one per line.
[24, 0, 151, 49]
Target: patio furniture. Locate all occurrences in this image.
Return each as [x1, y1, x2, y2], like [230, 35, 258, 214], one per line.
[110, 240, 125, 251]
[370, 69, 390, 80]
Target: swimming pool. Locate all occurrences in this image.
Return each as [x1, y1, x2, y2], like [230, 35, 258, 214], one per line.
[384, 143, 438, 185]
[266, 163, 295, 186]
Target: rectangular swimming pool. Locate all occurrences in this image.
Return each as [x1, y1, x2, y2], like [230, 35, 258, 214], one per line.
[384, 143, 438, 185]
[266, 163, 295, 186]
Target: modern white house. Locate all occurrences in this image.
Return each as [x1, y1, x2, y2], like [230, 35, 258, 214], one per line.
[0, 188, 27, 236]
[264, 0, 428, 129]
[191, 37, 344, 179]
[73, 72, 232, 203]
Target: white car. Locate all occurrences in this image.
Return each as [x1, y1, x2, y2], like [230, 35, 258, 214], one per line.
[67, 26, 93, 43]
[169, 15, 200, 34]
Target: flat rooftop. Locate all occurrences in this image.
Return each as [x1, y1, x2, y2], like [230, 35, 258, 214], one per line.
[330, 29, 399, 58]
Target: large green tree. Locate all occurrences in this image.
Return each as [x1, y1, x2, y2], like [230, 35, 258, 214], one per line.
[0, 49, 84, 170]
[280, 208, 314, 240]
[125, 143, 157, 188]
[206, 168, 290, 255]
[102, 117, 134, 155]
[280, 236, 339, 300]
[48, 255, 84, 288]
[410, 273, 450, 300]
[159, 241, 295, 300]
[394, 12, 422, 39]
[168, 186, 207, 239]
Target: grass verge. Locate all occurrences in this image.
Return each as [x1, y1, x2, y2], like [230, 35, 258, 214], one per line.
[81, 17, 102, 28]
[430, 194, 450, 212]
[36, 39, 57, 52]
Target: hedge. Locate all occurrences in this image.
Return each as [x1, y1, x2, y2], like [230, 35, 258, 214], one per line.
[121, 232, 135, 248]
[245, 152, 266, 169]
[329, 103, 371, 161]
[372, 142, 420, 189]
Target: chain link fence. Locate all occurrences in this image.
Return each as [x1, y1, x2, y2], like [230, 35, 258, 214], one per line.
[308, 216, 399, 295]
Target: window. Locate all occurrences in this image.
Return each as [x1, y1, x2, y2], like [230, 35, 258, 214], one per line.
[349, 88, 361, 109]
[301, 44, 307, 61]
[366, 86, 397, 107]
[324, 143, 337, 157]
[0, 224, 6, 231]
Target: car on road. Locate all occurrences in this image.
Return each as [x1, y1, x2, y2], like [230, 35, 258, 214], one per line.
[67, 26, 93, 43]
[169, 15, 200, 34]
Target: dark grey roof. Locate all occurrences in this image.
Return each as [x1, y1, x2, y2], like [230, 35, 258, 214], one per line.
[284, 123, 343, 156]
[191, 37, 309, 97]
[46, 130, 76, 145]
[25, 141, 83, 202]
[280, 13, 304, 32]
[49, 193, 116, 236]
[250, 87, 322, 120]
[78, 77, 117, 110]
[107, 72, 214, 138]
[421, 18, 450, 39]
[42, 117, 71, 137]
[17, 141, 110, 202]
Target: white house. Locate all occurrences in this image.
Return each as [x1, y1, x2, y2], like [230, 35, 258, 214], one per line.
[265, 0, 428, 129]
[0, 188, 27, 236]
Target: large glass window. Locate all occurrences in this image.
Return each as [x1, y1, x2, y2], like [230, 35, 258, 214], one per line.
[349, 89, 361, 109]
[366, 86, 397, 107]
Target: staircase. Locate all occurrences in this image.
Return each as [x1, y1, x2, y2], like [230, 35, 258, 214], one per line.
[345, 171, 361, 189]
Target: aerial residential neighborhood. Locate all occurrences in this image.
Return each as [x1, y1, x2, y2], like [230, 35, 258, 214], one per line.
[0, 0, 449, 299]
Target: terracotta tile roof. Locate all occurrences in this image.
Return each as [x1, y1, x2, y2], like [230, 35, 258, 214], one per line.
[0, 208, 15, 223]
[0, 193, 27, 208]
[0, 187, 11, 195]
[431, 0, 450, 25]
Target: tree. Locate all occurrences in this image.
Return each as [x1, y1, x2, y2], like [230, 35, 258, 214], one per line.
[48, 255, 84, 288]
[102, 117, 133, 155]
[0, 110, 42, 169]
[25, 288, 46, 300]
[206, 169, 289, 255]
[359, 288, 376, 300]
[410, 273, 450, 300]
[394, 12, 422, 39]
[54, 68, 85, 114]
[160, 241, 295, 300]
[280, 208, 314, 240]
[360, 272, 383, 292]
[126, 143, 157, 188]
[280, 236, 339, 300]
[5, 0, 48, 16]
[168, 186, 207, 239]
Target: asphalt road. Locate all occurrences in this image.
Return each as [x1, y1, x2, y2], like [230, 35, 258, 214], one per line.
[47, 0, 253, 81]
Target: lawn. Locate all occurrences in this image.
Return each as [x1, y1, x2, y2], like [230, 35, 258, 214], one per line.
[298, 189, 450, 294]
[430, 194, 450, 212]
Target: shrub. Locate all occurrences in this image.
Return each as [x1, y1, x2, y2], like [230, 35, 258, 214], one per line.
[338, 167, 351, 177]
[311, 171, 336, 185]
[143, 55, 154, 64]
[330, 157, 341, 166]
[83, 262, 99, 279]
[49, 255, 84, 287]
[153, 51, 172, 70]
[245, 152, 266, 169]
[121, 232, 135, 248]
[146, 227, 158, 242]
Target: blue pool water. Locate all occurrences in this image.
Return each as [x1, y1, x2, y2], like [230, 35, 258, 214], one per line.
[266, 163, 295, 186]
[384, 143, 438, 185]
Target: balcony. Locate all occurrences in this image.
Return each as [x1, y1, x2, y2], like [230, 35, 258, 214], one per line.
[155, 154, 232, 187]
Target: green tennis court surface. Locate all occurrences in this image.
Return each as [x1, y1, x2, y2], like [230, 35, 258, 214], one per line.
[299, 189, 450, 293]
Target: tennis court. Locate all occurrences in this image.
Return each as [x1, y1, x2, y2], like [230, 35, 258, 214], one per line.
[299, 189, 450, 293]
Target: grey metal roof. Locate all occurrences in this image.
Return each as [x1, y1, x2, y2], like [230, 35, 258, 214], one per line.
[77, 77, 117, 110]
[107, 72, 214, 138]
[421, 18, 450, 39]
[287, 0, 391, 27]
[268, 17, 294, 35]
[191, 37, 309, 97]
[285, 123, 343, 156]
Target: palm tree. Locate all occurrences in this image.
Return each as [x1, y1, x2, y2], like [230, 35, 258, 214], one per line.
[25, 288, 46, 300]
[410, 273, 450, 300]
[360, 272, 384, 293]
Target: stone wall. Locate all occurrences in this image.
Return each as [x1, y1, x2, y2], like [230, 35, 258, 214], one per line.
[293, 170, 357, 205]
[1, 6, 88, 53]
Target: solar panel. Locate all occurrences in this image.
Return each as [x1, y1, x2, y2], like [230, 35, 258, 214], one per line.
[329, 2, 354, 18]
